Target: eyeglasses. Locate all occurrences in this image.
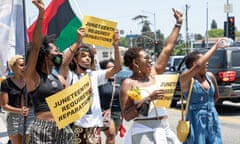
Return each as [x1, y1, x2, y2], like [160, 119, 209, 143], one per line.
[79, 48, 90, 52]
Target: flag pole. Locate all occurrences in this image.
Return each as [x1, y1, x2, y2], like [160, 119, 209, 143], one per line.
[22, 0, 28, 56]
[22, 0, 28, 144]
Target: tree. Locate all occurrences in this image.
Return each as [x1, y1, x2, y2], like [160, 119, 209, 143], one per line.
[119, 37, 130, 48]
[211, 19, 218, 29]
[208, 29, 224, 37]
[132, 15, 153, 50]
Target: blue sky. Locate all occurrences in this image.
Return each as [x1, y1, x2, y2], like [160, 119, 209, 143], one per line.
[26, 0, 240, 40]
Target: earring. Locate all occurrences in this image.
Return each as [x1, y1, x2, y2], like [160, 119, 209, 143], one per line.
[134, 64, 141, 74]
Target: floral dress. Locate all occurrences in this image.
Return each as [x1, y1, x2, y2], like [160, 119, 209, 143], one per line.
[184, 73, 222, 144]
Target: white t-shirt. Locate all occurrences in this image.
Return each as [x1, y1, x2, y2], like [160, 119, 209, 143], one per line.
[66, 70, 106, 128]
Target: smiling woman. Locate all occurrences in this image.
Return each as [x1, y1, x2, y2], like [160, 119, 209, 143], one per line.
[119, 8, 183, 144]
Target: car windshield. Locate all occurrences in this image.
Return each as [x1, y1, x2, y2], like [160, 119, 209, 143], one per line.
[208, 51, 227, 68]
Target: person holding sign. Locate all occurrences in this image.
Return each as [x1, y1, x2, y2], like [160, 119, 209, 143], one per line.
[119, 8, 183, 144]
[24, 0, 75, 143]
[0, 55, 34, 144]
[60, 28, 121, 143]
[179, 39, 227, 143]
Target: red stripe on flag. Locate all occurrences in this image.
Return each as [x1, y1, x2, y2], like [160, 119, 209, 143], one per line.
[27, 0, 65, 41]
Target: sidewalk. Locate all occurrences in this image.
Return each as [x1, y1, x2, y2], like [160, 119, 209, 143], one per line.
[0, 110, 8, 144]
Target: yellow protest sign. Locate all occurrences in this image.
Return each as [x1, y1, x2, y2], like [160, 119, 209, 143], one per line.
[0, 77, 5, 84]
[82, 15, 117, 48]
[154, 73, 179, 108]
[46, 74, 92, 129]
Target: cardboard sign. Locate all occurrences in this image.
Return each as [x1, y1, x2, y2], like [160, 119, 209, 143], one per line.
[0, 77, 4, 84]
[82, 15, 117, 48]
[154, 74, 179, 108]
[46, 74, 92, 129]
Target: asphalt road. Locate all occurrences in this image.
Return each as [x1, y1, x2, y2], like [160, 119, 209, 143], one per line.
[1, 102, 240, 144]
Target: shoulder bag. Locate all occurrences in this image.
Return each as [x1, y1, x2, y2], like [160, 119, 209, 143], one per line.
[101, 78, 116, 131]
[176, 78, 193, 142]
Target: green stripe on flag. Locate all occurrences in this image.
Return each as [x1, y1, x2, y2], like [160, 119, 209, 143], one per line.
[55, 17, 82, 52]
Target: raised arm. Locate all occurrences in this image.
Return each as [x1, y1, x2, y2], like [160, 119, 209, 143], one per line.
[25, 0, 45, 91]
[60, 27, 84, 78]
[153, 8, 183, 74]
[180, 38, 229, 93]
[105, 31, 122, 79]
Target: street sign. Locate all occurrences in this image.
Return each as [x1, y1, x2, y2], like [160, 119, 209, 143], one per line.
[126, 34, 138, 38]
[224, 4, 232, 13]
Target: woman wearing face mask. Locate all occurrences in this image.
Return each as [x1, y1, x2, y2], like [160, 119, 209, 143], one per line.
[24, 0, 81, 143]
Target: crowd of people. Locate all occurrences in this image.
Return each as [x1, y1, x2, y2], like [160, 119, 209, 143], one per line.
[0, 0, 226, 144]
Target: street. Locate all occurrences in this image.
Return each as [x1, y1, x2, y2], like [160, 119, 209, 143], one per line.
[1, 102, 240, 144]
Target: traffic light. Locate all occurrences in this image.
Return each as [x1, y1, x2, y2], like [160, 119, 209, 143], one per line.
[154, 40, 159, 54]
[228, 16, 235, 40]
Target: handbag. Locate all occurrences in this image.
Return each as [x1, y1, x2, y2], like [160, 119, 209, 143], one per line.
[101, 78, 116, 131]
[176, 78, 193, 142]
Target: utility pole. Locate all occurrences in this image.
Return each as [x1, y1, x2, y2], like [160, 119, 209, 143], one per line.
[142, 10, 157, 59]
[226, 0, 229, 37]
[205, 2, 209, 48]
[185, 4, 190, 53]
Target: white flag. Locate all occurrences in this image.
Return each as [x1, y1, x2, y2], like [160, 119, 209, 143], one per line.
[0, 0, 25, 77]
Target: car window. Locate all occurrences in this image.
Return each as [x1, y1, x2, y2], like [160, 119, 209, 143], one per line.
[231, 51, 240, 67]
[173, 58, 183, 68]
[208, 51, 226, 68]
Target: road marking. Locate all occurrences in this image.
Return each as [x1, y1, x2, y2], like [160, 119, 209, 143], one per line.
[219, 116, 240, 124]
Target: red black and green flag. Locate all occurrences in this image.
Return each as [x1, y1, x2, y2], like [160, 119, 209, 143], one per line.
[27, 0, 82, 52]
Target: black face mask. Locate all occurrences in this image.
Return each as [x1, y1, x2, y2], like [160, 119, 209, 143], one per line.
[52, 54, 62, 68]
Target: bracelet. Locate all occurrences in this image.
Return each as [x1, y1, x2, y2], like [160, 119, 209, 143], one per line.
[175, 23, 182, 28]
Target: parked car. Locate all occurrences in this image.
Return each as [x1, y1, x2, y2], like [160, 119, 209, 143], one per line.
[165, 55, 185, 72]
[171, 47, 240, 107]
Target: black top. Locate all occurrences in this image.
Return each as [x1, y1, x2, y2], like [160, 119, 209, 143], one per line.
[98, 80, 121, 112]
[29, 72, 64, 113]
[0, 78, 24, 108]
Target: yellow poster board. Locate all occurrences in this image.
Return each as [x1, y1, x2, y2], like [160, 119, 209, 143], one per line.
[154, 73, 179, 108]
[0, 77, 5, 84]
[82, 15, 117, 48]
[46, 74, 92, 129]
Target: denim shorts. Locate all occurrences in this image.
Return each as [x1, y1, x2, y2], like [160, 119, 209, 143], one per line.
[111, 111, 122, 130]
[101, 111, 122, 131]
[7, 108, 34, 136]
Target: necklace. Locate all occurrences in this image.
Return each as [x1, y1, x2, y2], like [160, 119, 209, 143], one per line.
[133, 76, 149, 82]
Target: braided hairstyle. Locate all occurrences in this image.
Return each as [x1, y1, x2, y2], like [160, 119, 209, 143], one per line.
[36, 34, 56, 73]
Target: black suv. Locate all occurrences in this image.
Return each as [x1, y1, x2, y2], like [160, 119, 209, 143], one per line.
[171, 47, 240, 107]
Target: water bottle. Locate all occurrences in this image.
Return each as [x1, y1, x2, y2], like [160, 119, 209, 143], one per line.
[219, 38, 234, 47]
